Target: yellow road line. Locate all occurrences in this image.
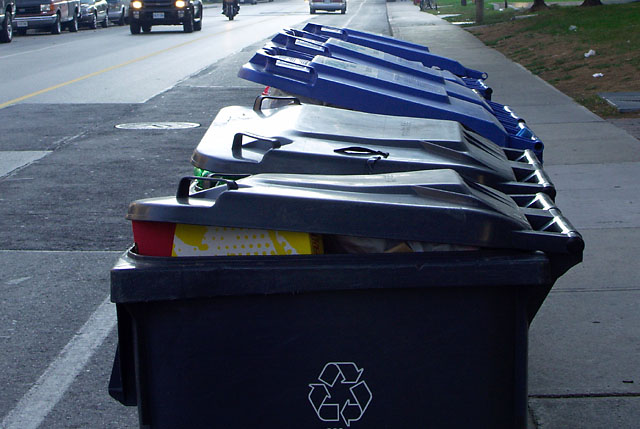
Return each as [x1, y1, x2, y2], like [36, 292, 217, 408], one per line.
[0, 18, 271, 110]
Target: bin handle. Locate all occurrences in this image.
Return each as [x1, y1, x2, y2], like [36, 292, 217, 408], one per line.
[334, 146, 390, 158]
[509, 150, 554, 188]
[513, 193, 584, 257]
[176, 176, 238, 201]
[232, 132, 282, 157]
[514, 192, 585, 277]
[252, 95, 301, 116]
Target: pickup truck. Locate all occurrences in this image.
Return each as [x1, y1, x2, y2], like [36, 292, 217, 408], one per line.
[129, 0, 202, 34]
[14, 0, 81, 34]
[1, 0, 15, 42]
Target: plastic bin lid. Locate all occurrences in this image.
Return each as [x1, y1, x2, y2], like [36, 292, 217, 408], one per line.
[270, 32, 467, 89]
[238, 50, 509, 147]
[299, 24, 488, 80]
[263, 39, 492, 113]
[301, 23, 432, 53]
[127, 170, 583, 258]
[192, 104, 554, 197]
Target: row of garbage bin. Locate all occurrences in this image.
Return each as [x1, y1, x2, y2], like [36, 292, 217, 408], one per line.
[108, 24, 584, 429]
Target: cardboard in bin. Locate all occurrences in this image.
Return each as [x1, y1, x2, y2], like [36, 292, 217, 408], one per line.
[238, 50, 544, 158]
[192, 104, 555, 198]
[300, 23, 488, 80]
[131, 221, 323, 257]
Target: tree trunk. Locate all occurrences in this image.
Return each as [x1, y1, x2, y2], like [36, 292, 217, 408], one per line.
[580, 0, 603, 6]
[476, 0, 484, 23]
[528, 0, 549, 12]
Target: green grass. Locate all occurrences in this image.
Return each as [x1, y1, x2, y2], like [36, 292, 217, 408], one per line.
[484, 34, 514, 46]
[549, 75, 574, 83]
[577, 94, 619, 115]
[525, 62, 549, 74]
[427, 0, 640, 54]
[511, 47, 531, 55]
[448, 1, 640, 117]
[560, 64, 584, 72]
[629, 56, 640, 67]
[423, 0, 520, 24]
[521, 3, 640, 47]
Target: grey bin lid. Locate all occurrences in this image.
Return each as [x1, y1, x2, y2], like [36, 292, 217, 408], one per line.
[192, 104, 554, 197]
[127, 169, 582, 257]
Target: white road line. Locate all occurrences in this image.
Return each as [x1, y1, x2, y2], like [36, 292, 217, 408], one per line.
[345, 0, 368, 27]
[0, 151, 51, 178]
[1, 296, 117, 429]
[0, 41, 79, 61]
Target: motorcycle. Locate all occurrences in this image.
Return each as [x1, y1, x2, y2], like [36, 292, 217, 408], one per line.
[222, 0, 239, 20]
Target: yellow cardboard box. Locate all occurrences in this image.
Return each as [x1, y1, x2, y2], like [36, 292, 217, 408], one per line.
[172, 224, 323, 256]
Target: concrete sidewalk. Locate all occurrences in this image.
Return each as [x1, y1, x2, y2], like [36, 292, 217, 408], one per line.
[386, 3, 640, 428]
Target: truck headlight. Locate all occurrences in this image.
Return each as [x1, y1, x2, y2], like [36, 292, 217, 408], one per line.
[40, 3, 53, 12]
[131, 0, 143, 9]
[175, 0, 186, 7]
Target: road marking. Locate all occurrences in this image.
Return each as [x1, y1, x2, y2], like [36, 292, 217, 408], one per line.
[114, 121, 200, 130]
[0, 151, 51, 178]
[0, 41, 79, 61]
[0, 17, 274, 110]
[345, 0, 368, 27]
[0, 296, 117, 429]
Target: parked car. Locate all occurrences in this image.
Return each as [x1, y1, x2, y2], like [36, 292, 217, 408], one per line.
[106, 0, 126, 25]
[79, 0, 108, 28]
[1, 0, 15, 42]
[128, 0, 202, 34]
[13, 0, 81, 34]
[309, 0, 346, 14]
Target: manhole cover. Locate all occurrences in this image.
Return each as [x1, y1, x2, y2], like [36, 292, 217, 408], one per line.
[599, 92, 640, 113]
[115, 122, 200, 130]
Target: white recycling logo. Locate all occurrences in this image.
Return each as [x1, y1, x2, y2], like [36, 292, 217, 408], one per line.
[308, 362, 373, 427]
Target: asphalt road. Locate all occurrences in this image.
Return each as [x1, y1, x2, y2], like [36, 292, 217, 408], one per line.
[0, 0, 391, 427]
[0, 0, 311, 105]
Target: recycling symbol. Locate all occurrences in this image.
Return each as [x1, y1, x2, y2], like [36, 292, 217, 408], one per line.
[308, 362, 373, 427]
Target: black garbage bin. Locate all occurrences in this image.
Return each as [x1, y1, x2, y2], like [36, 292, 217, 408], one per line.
[109, 170, 583, 429]
[192, 103, 555, 198]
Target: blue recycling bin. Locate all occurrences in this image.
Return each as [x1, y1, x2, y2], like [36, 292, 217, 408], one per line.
[301, 23, 488, 80]
[267, 33, 491, 107]
[261, 26, 544, 158]
[267, 30, 543, 138]
[275, 28, 493, 100]
[238, 50, 544, 159]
